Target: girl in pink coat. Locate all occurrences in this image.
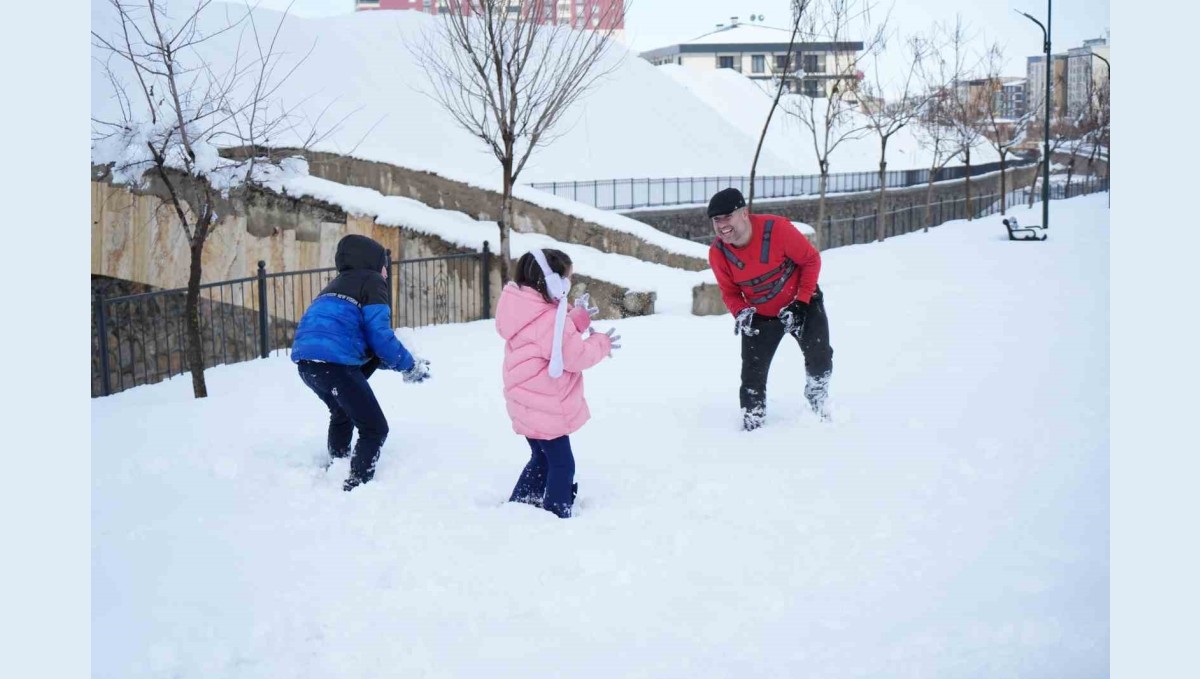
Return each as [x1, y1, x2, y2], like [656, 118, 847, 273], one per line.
[495, 249, 619, 518]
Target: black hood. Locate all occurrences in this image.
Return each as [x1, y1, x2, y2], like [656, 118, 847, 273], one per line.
[334, 235, 387, 273]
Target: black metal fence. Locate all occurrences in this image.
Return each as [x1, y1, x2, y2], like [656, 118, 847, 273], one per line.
[530, 158, 1038, 211]
[822, 176, 1107, 248]
[686, 175, 1109, 247]
[93, 243, 492, 397]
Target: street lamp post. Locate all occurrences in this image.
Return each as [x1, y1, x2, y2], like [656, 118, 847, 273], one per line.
[1017, 2, 1052, 229]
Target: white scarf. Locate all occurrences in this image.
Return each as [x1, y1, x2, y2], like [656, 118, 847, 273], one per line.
[529, 249, 569, 378]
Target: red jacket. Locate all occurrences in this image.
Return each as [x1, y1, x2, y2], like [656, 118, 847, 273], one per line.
[708, 213, 821, 318]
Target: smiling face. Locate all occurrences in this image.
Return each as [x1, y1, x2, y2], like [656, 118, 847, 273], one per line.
[711, 207, 752, 247]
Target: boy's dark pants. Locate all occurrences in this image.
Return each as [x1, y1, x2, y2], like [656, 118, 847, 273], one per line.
[740, 288, 833, 422]
[509, 435, 575, 518]
[298, 359, 388, 482]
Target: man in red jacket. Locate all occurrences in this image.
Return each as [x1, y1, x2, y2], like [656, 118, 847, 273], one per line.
[706, 188, 833, 429]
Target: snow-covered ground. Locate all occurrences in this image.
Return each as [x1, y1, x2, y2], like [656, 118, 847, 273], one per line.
[93, 195, 1109, 678]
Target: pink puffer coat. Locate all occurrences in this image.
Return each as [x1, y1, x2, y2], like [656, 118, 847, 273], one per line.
[495, 283, 612, 439]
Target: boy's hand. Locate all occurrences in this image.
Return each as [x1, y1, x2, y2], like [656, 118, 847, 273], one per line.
[403, 357, 432, 384]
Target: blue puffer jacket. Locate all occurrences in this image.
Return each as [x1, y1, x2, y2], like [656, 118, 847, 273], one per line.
[291, 235, 415, 371]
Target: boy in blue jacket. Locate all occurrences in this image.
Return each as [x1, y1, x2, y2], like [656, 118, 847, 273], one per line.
[292, 234, 432, 491]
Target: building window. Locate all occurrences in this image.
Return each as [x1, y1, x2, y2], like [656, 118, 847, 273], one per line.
[802, 78, 821, 97]
[718, 56, 735, 70]
[802, 54, 826, 74]
[775, 54, 791, 71]
[752, 55, 765, 74]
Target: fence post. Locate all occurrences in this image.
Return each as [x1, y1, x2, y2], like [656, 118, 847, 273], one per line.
[481, 240, 492, 319]
[386, 248, 397, 323]
[257, 260, 270, 359]
[95, 290, 112, 397]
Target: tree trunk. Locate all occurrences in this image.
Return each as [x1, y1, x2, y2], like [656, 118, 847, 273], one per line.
[964, 146, 973, 221]
[1027, 164, 1040, 208]
[499, 159, 514, 285]
[185, 230, 208, 399]
[999, 151, 1008, 215]
[875, 138, 888, 242]
[1065, 156, 1076, 195]
[924, 173, 935, 233]
[816, 167, 829, 250]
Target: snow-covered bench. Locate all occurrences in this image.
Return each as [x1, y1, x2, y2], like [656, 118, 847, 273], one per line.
[1002, 217, 1047, 242]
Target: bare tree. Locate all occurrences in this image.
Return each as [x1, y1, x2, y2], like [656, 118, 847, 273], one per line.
[1064, 62, 1109, 193]
[942, 18, 986, 221]
[913, 23, 965, 232]
[413, 1, 624, 283]
[978, 42, 1035, 215]
[92, 0, 326, 398]
[1023, 69, 1072, 209]
[786, 0, 886, 247]
[748, 0, 811, 211]
[1084, 74, 1110, 180]
[859, 32, 930, 241]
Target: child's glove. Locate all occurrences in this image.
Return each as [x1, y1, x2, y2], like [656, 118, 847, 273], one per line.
[402, 357, 432, 384]
[573, 292, 600, 318]
[734, 307, 759, 336]
[602, 327, 621, 355]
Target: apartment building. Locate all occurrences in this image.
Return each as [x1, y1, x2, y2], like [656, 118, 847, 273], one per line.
[640, 19, 863, 98]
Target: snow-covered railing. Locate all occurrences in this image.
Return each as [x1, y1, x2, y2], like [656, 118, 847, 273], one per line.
[530, 158, 1039, 211]
[819, 175, 1108, 248]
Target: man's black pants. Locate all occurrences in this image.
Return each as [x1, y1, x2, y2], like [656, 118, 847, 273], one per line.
[740, 288, 833, 420]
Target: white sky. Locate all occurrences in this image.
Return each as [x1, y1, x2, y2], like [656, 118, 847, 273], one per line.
[247, 0, 1110, 80]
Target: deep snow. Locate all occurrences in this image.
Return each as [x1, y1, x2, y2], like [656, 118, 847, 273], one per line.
[93, 194, 1109, 678]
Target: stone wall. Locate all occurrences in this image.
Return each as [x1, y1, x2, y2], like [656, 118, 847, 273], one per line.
[279, 150, 710, 272]
[622, 164, 1042, 249]
[91, 169, 679, 396]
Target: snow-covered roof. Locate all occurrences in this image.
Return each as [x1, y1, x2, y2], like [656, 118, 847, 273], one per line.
[641, 23, 862, 56]
[685, 23, 796, 46]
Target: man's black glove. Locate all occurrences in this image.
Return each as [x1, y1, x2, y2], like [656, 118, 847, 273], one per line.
[734, 307, 759, 336]
[778, 300, 809, 337]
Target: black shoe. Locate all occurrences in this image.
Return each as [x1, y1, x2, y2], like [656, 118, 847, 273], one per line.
[742, 407, 765, 431]
[804, 373, 831, 421]
[343, 474, 369, 492]
[572, 482, 578, 502]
